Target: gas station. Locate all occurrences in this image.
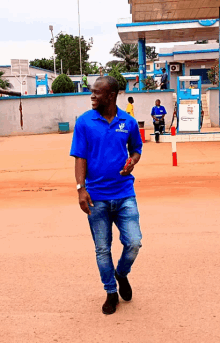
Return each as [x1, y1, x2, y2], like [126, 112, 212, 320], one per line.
[117, 0, 220, 141]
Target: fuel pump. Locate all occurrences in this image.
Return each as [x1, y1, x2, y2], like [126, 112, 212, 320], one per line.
[176, 76, 202, 133]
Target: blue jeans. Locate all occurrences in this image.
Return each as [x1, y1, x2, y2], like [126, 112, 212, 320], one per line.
[88, 197, 142, 293]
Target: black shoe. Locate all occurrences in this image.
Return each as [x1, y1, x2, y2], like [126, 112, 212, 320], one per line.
[102, 292, 119, 315]
[115, 271, 132, 301]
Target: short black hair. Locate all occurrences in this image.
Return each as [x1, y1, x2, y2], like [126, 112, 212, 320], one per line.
[96, 76, 119, 97]
[162, 68, 166, 71]
[128, 97, 133, 103]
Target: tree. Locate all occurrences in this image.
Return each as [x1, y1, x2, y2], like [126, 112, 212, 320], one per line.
[85, 62, 102, 74]
[108, 66, 127, 90]
[107, 42, 158, 72]
[30, 58, 55, 71]
[52, 74, 75, 93]
[0, 71, 12, 90]
[54, 33, 92, 75]
[208, 59, 219, 86]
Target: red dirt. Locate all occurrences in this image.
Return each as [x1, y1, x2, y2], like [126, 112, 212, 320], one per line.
[0, 133, 220, 343]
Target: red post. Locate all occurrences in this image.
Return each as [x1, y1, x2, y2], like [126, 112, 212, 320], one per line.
[139, 128, 145, 143]
[171, 127, 177, 166]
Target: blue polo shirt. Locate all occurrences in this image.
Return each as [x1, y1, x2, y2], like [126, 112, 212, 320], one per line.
[70, 106, 143, 200]
[151, 106, 167, 122]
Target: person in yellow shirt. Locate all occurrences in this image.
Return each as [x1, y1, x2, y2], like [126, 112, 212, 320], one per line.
[126, 97, 135, 117]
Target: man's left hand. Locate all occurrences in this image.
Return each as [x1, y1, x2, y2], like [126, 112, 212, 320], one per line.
[120, 158, 135, 176]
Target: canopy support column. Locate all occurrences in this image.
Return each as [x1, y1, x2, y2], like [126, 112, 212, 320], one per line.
[138, 38, 146, 91]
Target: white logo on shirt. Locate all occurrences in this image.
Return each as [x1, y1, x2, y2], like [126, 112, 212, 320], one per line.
[116, 123, 128, 133]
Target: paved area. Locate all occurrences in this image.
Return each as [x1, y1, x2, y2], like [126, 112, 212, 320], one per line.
[0, 132, 220, 343]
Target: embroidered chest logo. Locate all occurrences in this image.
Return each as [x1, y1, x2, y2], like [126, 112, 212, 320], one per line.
[116, 123, 128, 133]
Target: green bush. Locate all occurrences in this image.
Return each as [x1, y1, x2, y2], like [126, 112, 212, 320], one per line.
[52, 74, 75, 94]
[142, 76, 158, 90]
[108, 66, 127, 90]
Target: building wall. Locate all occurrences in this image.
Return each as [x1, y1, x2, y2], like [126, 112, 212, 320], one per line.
[0, 66, 55, 95]
[0, 90, 174, 136]
[206, 88, 219, 127]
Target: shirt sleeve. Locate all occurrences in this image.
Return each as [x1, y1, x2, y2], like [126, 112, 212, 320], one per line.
[162, 106, 167, 115]
[128, 120, 143, 155]
[151, 107, 155, 116]
[70, 117, 88, 158]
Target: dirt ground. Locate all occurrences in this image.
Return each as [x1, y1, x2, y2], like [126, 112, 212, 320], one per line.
[0, 132, 220, 343]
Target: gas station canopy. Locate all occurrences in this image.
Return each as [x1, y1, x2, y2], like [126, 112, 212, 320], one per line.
[117, 19, 220, 43]
[128, 0, 220, 23]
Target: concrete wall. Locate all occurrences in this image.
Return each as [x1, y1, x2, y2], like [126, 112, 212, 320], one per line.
[206, 88, 219, 127]
[0, 90, 174, 136]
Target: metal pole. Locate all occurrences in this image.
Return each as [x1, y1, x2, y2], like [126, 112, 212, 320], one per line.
[219, 7, 220, 127]
[51, 29, 56, 77]
[61, 59, 63, 74]
[78, 0, 83, 79]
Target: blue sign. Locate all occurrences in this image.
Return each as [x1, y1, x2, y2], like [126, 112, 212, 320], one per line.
[199, 19, 217, 26]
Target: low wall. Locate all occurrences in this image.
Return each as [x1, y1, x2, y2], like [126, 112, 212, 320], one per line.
[0, 90, 174, 136]
[206, 87, 220, 127]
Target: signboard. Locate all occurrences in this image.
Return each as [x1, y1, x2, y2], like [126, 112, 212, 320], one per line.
[37, 85, 47, 95]
[179, 104, 200, 132]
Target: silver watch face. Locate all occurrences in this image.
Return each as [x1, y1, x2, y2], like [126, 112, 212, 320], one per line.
[77, 184, 85, 190]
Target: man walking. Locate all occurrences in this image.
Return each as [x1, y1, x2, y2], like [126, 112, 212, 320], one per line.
[70, 76, 143, 315]
[160, 68, 168, 90]
[151, 99, 167, 143]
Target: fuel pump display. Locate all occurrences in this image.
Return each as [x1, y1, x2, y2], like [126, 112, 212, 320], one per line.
[176, 76, 202, 133]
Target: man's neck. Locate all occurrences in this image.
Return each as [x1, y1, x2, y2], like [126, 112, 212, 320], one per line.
[100, 105, 117, 123]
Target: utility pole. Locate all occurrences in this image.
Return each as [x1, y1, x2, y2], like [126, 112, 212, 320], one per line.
[49, 25, 56, 77]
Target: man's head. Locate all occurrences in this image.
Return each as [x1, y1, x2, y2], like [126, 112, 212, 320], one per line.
[128, 97, 134, 104]
[91, 76, 119, 111]
[155, 99, 161, 107]
[85, 72, 88, 76]
[162, 68, 166, 73]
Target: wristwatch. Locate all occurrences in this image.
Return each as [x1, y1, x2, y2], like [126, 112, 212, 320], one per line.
[76, 184, 85, 191]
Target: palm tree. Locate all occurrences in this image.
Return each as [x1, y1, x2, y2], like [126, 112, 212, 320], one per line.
[0, 71, 12, 90]
[108, 42, 158, 72]
[109, 42, 138, 72]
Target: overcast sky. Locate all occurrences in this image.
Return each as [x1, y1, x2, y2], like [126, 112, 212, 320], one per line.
[0, 0, 192, 66]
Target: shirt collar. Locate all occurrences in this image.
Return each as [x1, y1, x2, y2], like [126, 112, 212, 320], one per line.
[91, 106, 127, 120]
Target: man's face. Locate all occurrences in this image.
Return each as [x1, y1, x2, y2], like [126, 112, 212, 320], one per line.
[91, 81, 112, 111]
[155, 100, 160, 107]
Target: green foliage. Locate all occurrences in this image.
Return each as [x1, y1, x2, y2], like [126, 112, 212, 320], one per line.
[54, 33, 92, 75]
[107, 42, 158, 73]
[30, 58, 56, 71]
[108, 66, 127, 90]
[85, 62, 102, 74]
[142, 76, 158, 90]
[52, 74, 75, 93]
[208, 59, 219, 86]
[0, 71, 12, 90]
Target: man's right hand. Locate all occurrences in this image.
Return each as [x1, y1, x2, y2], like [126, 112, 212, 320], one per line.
[78, 188, 94, 215]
